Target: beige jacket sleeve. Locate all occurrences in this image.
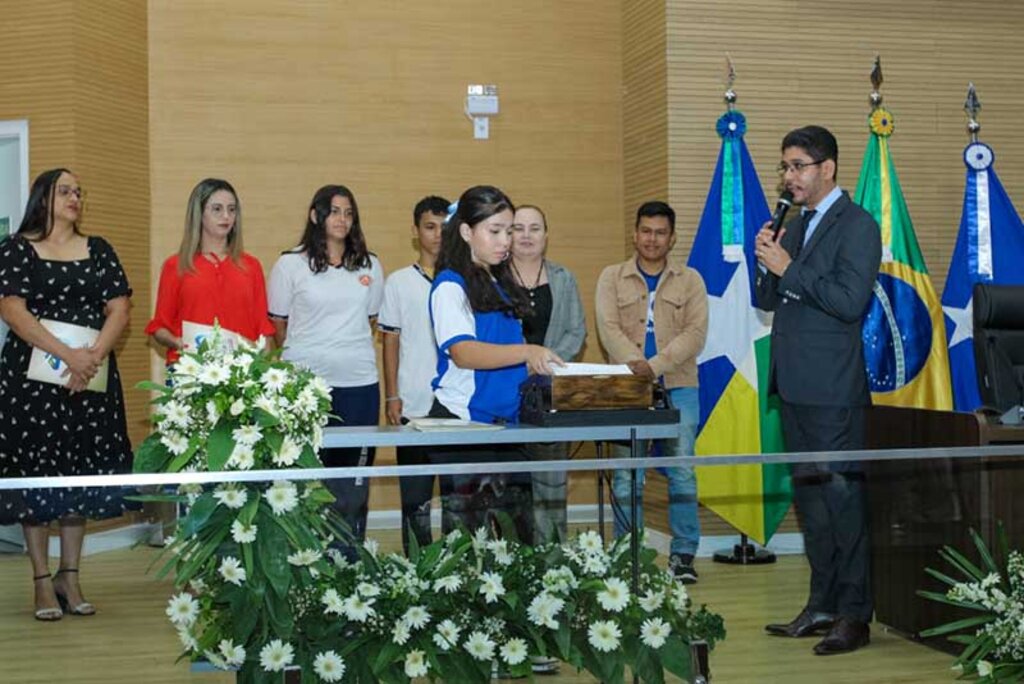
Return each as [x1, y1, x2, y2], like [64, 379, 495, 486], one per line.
[648, 269, 708, 378]
[595, 263, 645, 364]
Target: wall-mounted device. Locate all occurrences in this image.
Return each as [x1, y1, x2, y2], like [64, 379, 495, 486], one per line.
[465, 84, 498, 140]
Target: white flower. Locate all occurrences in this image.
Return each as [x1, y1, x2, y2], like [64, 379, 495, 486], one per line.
[259, 639, 294, 672]
[229, 398, 246, 416]
[582, 554, 608, 576]
[287, 549, 321, 566]
[165, 592, 199, 627]
[177, 627, 197, 651]
[978, 661, 994, 677]
[160, 401, 191, 428]
[213, 486, 248, 510]
[403, 605, 431, 630]
[596, 577, 630, 613]
[218, 640, 245, 667]
[188, 577, 208, 594]
[500, 638, 529, 666]
[313, 650, 346, 682]
[266, 481, 299, 515]
[226, 443, 255, 470]
[175, 355, 201, 377]
[669, 583, 689, 612]
[639, 588, 664, 613]
[218, 556, 246, 585]
[473, 526, 489, 548]
[205, 400, 220, 427]
[404, 649, 428, 678]
[231, 352, 254, 371]
[321, 588, 345, 615]
[230, 520, 257, 544]
[362, 538, 379, 558]
[233, 424, 263, 446]
[542, 566, 578, 594]
[261, 367, 289, 392]
[527, 593, 565, 630]
[487, 539, 515, 566]
[161, 432, 190, 456]
[434, 575, 462, 593]
[198, 362, 232, 386]
[341, 594, 376, 622]
[640, 617, 671, 649]
[356, 582, 381, 597]
[578, 530, 603, 553]
[464, 631, 496, 661]
[587, 620, 622, 653]
[273, 437, 302, 467]
[392, 620, 411, 645]
[311, 375, 332, 400]
[479, 571, 506, 603]
[433, 620, 461, 651]
[254, 393, 279, 418]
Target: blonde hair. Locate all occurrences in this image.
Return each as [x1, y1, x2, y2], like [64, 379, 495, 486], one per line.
[177, 178, 244, 274]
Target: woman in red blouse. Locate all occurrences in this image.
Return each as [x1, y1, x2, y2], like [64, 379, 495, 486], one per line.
[146, 178, 274, 361]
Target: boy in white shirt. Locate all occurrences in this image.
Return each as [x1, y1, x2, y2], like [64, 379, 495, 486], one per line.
[377, 195, 449, 554]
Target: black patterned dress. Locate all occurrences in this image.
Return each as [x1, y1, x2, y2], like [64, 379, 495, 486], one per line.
[0, 234, 138, 524]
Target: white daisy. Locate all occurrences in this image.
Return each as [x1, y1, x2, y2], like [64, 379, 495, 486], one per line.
[313, 650, 346, 682]
[500, 638, 529, 666]
[587, 620, 622, 653]
[433, 575, 462, 593]
[273, 437, 302, 467]
[175, 355, 201, 378]
[341, 594, 376, 622]
[161, 432, 190, 456]
[165, 592, 200, 627]
[669, 583, 689, 612]
[321, 588, 345, 615]
[362, 538, 379, 558]
[582, 554, 608, 576]
[229, 398, 246, 416]
[254, 393, 279, 418]
[218, 640, 245, 667]
[218, 556, 246, 585]
[233, 424, 263, 446]
[287, 549, 321, 566]
[356, 582, 381, 597]
[392, 620, 411, 645]
[464, 631, 496, 661]
[160, 401, 191, 428]
[402, 605, 431, 630]
[596, 577, 630, 613]
[230, 520, 258, 544]
[639, 588, 664, 613]
[205, 400, 221, 427]
[434, 620, 461, 651]
[266, 481, 299, 515]
[478, 571, 506, 604]
[261, 367, 289, 392]
[640, 617, 671, 649]
[226, 443, 255, 470]
[404, 650, 428, 678]
[177, 627, 197, 651]
[198, 363, 232, 386]
[259, 639, 294, 672]
[310, 375, 332, 400]
[487, 539, 515, 566]
[527, 593, 565, 630]
[578, 530, 603, 553]
[212, 486, 248, 510]
[231, 352, 254, 371]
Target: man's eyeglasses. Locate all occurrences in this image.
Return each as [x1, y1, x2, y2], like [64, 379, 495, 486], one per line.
[777, 159, 826, 174]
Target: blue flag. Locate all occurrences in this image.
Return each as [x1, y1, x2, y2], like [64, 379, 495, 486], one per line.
[941, 141, 1024, 411]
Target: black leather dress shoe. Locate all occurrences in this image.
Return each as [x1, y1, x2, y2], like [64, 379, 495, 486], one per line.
[813, 617, 870, 655]
[765, 608, 836, 637]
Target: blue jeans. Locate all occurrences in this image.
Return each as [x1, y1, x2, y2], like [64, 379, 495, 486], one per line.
[612, 387, 699, 557]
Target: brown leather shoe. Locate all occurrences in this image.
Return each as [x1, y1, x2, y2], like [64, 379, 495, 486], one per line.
[765, 608, 836, 637]
[813, 617, 870, 655]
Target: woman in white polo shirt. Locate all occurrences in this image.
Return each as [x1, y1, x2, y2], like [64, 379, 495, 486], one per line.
[268, 184, 383, 559]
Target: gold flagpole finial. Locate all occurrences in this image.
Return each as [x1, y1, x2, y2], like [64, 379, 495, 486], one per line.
[869, 55, 884, 109]
[724, 54, 737, 110]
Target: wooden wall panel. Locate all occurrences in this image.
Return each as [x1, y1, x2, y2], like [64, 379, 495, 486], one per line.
[0, 1, 150, 446]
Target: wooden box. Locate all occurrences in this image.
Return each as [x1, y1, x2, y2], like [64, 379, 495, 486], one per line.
[550, 374, 653, 411]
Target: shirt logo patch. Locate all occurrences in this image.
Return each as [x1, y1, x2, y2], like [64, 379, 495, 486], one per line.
[359, 275, 372, 287]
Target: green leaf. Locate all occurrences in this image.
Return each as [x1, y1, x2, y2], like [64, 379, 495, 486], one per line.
[166, 443, 198, 473]
[264, 588, 294, 639]
[940, 545, 987, 582]
[125, 493, 185, 503]
[371, 643, 402, 674]
[969, 527, 1000, 576]
[206, 420, 236, 471]
[254, 408, 281, 428]
[179, 493, 218, 539]
[256, 512, 292, 598]
[230, 584, 260, 642]
[918, 614, 995, 638]
[297, 445, 321, 469]
[923, 566, 963, 588]
[634, 645, 664, 684]
[134, 436, 172, 473]
[916, 589, 985, 611]
[659, 636, 693, 681]
[555, 620, 572, 661]
[239, 490, 260, 525]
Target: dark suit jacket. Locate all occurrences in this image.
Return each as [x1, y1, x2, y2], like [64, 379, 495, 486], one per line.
[754, 191, 882, 407]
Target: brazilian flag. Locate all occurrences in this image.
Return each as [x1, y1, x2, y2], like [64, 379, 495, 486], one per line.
[854, 107, 953, 410]
[688, 110, 791, 545]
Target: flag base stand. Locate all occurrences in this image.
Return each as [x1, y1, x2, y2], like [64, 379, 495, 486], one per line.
[712, 534, 776, 564]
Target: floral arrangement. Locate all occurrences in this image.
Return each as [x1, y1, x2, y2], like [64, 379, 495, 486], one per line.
[919, 525, 1024, 683]
[137, 330, 725, 683]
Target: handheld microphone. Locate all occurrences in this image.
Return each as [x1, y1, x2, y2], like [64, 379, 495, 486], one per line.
[770, 190, 794, 238]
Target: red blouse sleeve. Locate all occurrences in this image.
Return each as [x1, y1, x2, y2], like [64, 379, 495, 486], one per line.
[247, 255, 276, 337]
[145, 256, 181, 336]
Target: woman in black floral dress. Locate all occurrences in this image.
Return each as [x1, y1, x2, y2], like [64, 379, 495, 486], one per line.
[0, 168, 135, 621]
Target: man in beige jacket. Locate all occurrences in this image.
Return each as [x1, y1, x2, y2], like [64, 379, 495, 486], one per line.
[595, 200, 708, 583]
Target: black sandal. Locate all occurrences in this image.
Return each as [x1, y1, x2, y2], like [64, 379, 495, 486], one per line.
[53, 568, 95, 616]
[33, 573, 63, 621]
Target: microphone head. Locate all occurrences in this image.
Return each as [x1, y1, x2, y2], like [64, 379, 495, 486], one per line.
[778, 190, 794, 207]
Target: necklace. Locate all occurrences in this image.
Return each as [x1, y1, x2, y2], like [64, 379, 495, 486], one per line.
[511, 259, 545, 307]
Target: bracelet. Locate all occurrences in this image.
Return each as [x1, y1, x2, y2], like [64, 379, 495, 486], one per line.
[385, 396, 401, 402]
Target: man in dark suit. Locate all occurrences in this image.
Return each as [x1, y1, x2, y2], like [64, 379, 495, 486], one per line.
[754, 125, 882, 655]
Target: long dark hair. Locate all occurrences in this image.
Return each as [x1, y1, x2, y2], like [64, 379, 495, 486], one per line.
[294, 184, 370, 273]
[437, 185, 530, 317]
[17, 168, 83, 241]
